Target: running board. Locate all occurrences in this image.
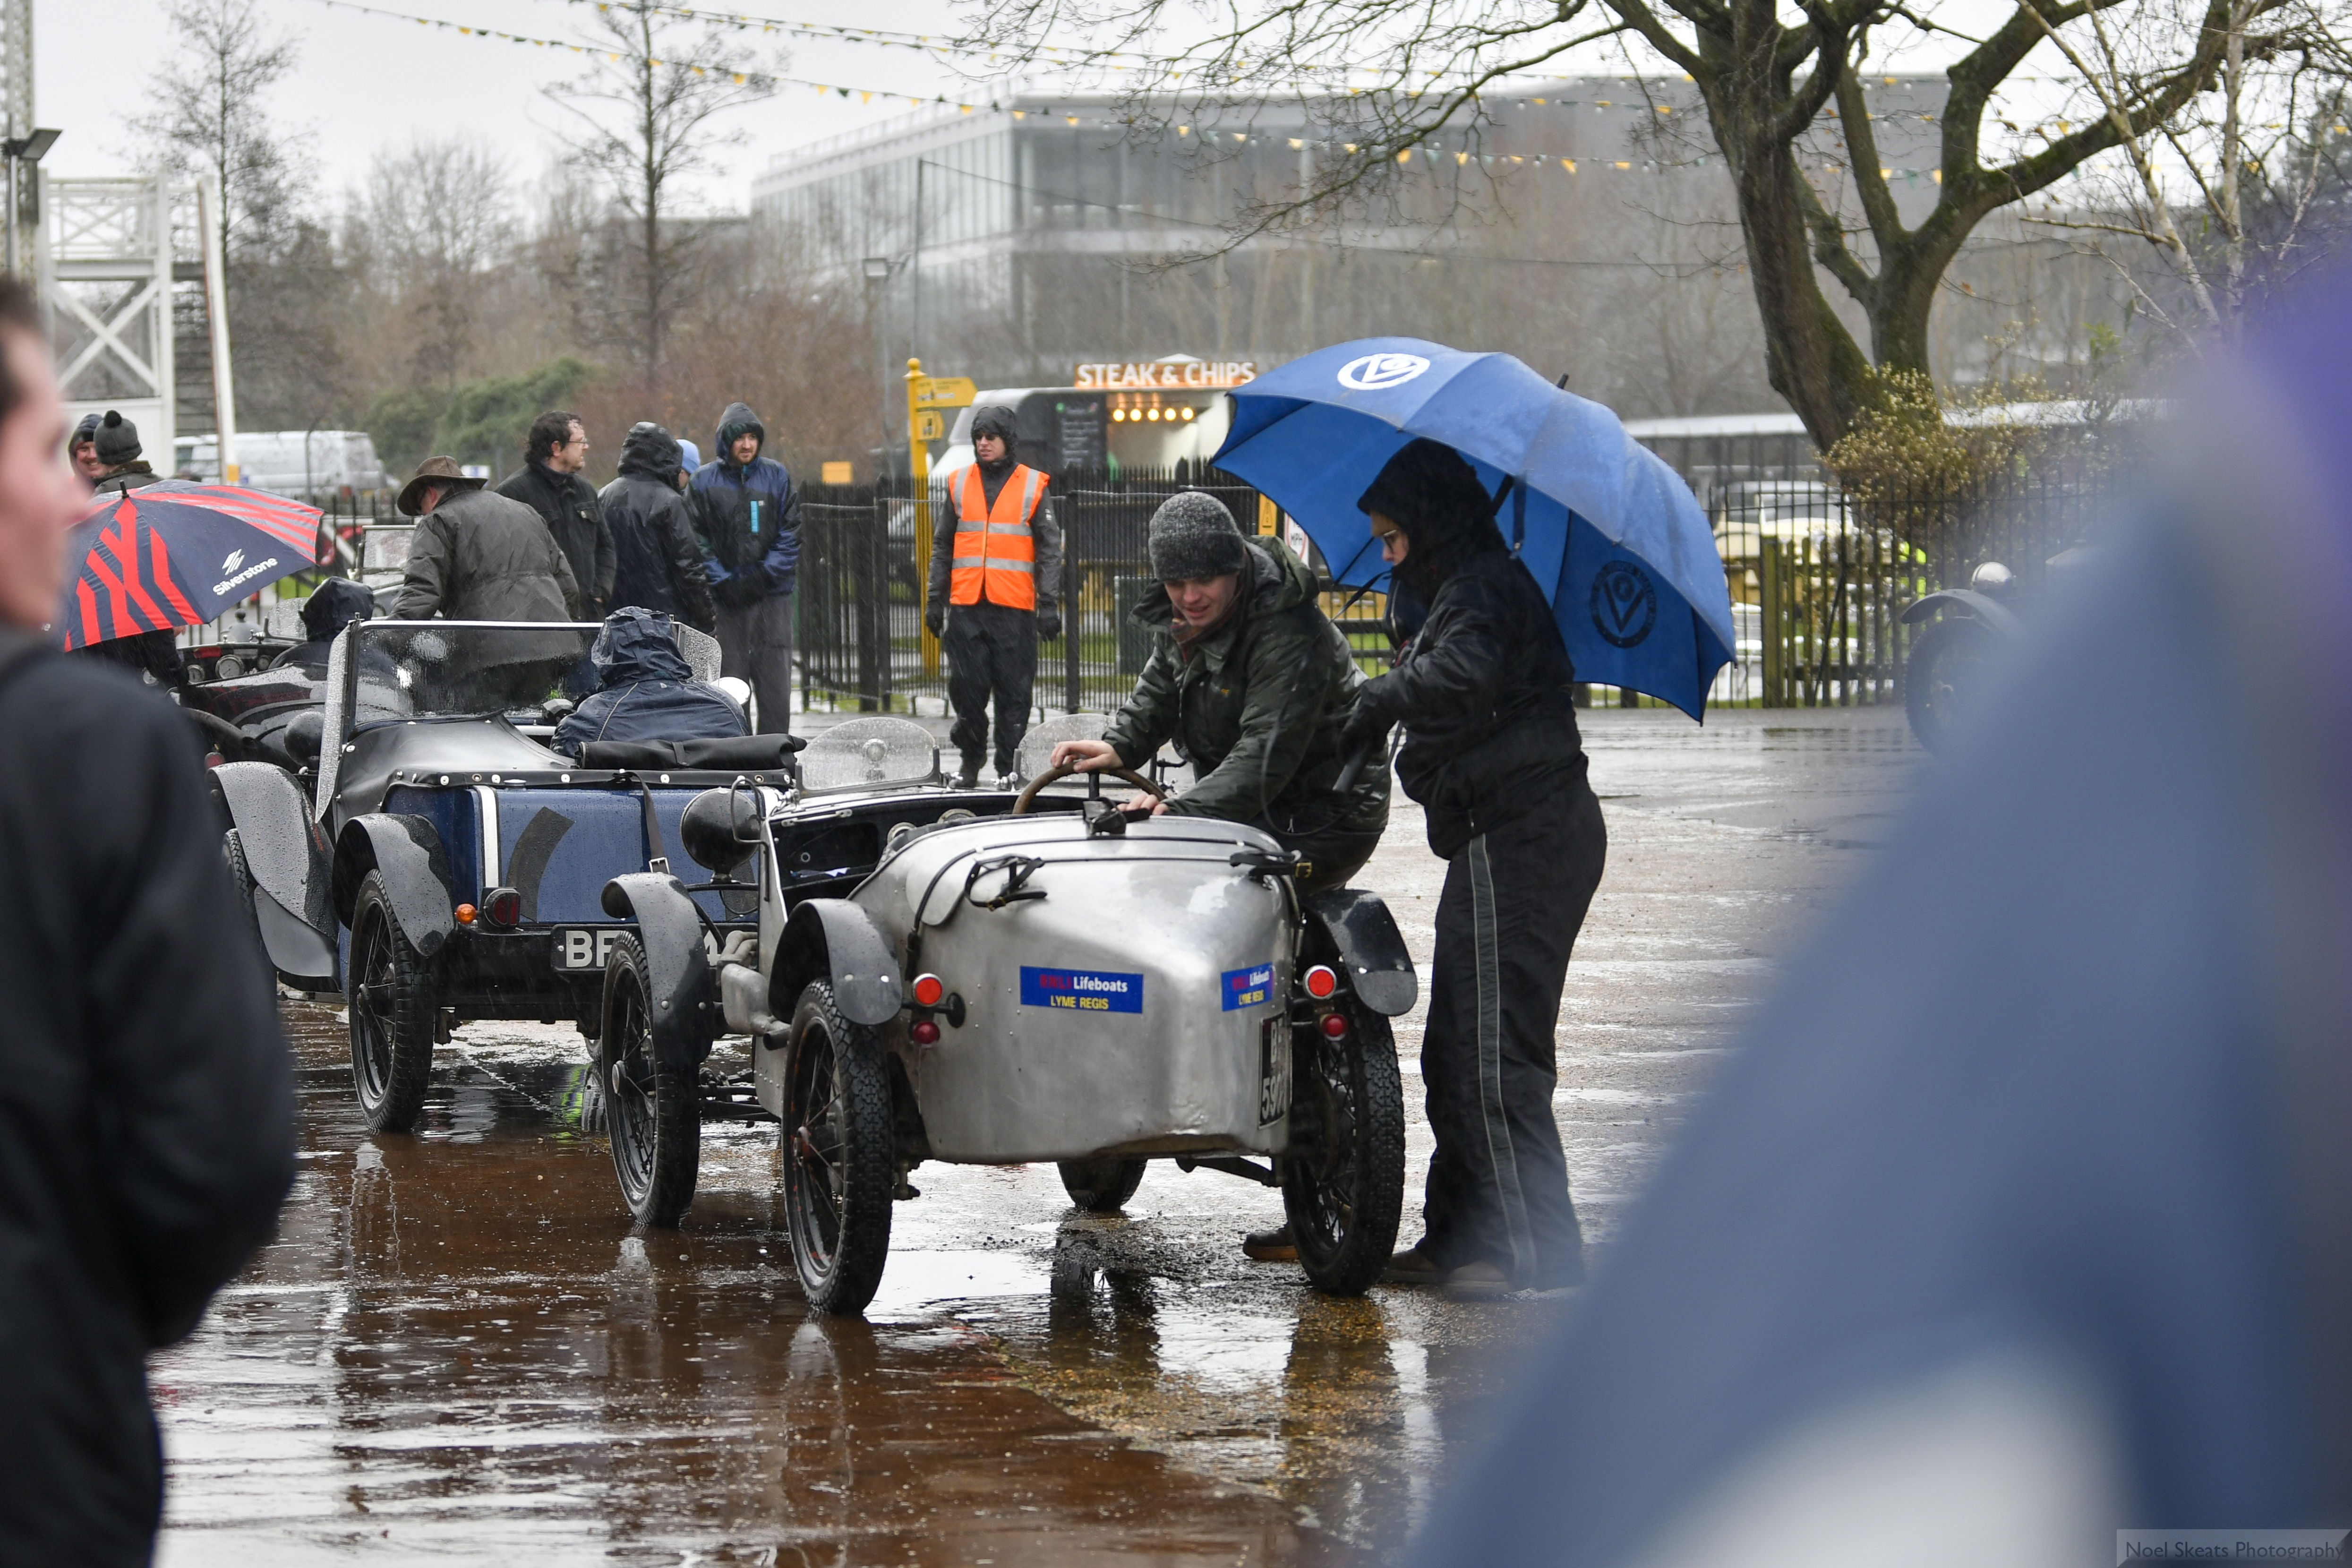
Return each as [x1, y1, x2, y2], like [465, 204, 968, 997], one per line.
[1175, 1155, 1278, 1187]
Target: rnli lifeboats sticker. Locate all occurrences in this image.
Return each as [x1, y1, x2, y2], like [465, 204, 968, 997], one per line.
[1221, 963, 1276, 1011]
[1020, 967, 1144, 1013]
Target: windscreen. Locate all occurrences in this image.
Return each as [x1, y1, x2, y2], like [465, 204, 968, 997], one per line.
[797, 717, 940, 790]
[347, 621, 599, 723]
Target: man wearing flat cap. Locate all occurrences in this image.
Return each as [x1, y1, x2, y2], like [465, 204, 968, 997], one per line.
[392, 455, 581, 623]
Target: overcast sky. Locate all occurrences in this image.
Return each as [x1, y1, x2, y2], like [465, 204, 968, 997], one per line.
[33, 0, 979, 214]
[31, 0, 2040, 217]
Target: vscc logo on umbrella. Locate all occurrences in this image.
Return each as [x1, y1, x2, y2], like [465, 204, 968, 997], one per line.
[1592, 560, 1659, 647]
[1336, 352, 1431, 391]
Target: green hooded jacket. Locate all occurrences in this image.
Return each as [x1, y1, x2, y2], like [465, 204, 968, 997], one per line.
[1103, 534, 1391, 833]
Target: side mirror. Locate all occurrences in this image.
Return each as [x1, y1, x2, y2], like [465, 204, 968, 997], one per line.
[284, 709, 325, 767]
[680, 786, 760, 877]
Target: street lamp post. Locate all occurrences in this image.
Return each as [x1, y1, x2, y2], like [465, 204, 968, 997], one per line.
[861, 256, 894, 479]
[2, 127, 60, 281]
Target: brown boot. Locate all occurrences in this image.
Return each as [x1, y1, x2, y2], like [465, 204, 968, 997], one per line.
[1381, 1246, 1444, 1285]
[1242, 1224, 1296, 1262]
[1442, 1260, 1511, 1302]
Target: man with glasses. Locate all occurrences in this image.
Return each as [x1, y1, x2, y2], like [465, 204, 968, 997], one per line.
[498, 410, 615, 619]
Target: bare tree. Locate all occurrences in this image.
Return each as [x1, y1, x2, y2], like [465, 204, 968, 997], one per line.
[2023, 0, 2352, 345]
[128, 0, 305, 258]
[357, 137, 516, 387]
[980, 0, 2338, 448]
[544, 1, 779, 382]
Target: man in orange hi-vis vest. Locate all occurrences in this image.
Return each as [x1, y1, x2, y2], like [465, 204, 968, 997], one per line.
[924, 404, 1064, 787]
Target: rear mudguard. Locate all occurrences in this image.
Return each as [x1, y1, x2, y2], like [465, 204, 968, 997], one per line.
[1899, 588, 2021, 634]
[213, 762, 338, 986]
[1302, 887, 1418, 1016]
[771, 899, 904, 1027]
[333, 814, 456, 959]
[601, 872, 713, 1071]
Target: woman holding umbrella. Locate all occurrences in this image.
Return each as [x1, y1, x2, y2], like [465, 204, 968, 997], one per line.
[1344, 437, 1608, 1302]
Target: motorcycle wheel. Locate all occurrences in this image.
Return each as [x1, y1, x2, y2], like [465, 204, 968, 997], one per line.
[1058, 1157, 1147, 1213]
[1905, 615, 2001, 755]
[600, 933, 701, 1227]
[1282, 1004, 1406, 1296]
[347, 869, 436, 1133]
[781, 981, 895, 1315]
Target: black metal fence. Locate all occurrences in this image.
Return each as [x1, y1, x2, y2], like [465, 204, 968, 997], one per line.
[322, 451, 2123, 716]
[794, 465, 1395, 719]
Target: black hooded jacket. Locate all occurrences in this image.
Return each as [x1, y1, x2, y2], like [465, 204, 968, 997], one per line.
[599, 424, 717, 633]
[552, 610, 745, 756]
[1355, 442, 1590, 857]
[0, 634, 295, 1565]
[497, 457, 615, 616]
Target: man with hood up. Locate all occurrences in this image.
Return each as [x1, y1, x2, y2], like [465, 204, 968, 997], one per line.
[1342, 437, 1607, 1302]
[552, 608, 747, 757]
[689, 402, 800, 733]
[924, 403, 1064, 787]
[599, 422, 716, 633]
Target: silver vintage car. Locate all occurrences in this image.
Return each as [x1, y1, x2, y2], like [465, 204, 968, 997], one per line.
[604, 718, 1417, 1314]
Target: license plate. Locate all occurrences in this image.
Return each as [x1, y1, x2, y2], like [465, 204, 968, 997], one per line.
[550, 928, 627, 971]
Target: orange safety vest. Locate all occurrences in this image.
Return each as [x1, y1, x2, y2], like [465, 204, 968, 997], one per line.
[949, 463, 1046, 610]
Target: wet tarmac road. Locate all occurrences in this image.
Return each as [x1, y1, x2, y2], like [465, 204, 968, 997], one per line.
[153, 709, 1918, 1566]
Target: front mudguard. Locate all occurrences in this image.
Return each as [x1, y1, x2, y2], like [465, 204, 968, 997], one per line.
[602, 872, 713, 1071]
[333, 814, 456, 959]
[770, 899, 903, 1028]
[1899, 588, 2021, 634]
[1302, 887, 1418, 1017]
[214, 762, 338, 986]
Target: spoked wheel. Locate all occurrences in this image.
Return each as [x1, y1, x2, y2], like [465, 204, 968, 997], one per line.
[599, 933, 701, 1227]
[1905, 615, 2000, 755]
[1058, 1157, 1147, 1213]
[347, 869, 437, 1133]
[781, 981, 895, 1315]
[1282, 1003, 1406, 1295]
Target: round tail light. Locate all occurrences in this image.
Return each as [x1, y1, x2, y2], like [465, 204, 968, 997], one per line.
[1320, 1011, 1350, 1039]
[910, 1019, 941, 1046]
[1303, 964, 1339, 1000]
[482, 886, 522, 927]
[911, 973, 946, 1008]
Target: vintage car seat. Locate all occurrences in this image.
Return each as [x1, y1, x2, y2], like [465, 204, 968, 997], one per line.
[553, 608, 749, 758]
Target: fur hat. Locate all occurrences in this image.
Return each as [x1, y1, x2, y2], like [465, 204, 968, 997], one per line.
[1148, 491, 1249, 582]
[94, 409, 141, 467]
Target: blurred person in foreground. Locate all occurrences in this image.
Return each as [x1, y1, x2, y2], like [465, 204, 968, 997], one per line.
[599, 422, 716, 634]
[925, 403, 1063, 787]
[1410, 308, 2352, 1563]
[690, 403, 800, 734]
[0, 275, 297, 1564]
[1343, 438, 1606, 1302]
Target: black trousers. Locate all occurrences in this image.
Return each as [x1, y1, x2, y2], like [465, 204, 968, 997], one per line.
[943, 600, 1037, 771]
[1419, 772, 1607, 1289]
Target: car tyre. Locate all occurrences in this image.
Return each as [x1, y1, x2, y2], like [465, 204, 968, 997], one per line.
[1904, 614, 1999, 755]
[599, 933, 701, 1227]
[347, 869, 436, 1133]
[222, 828, 268, 973]
[781, 980, 894, 1315]
[1058, 1157, 1147, 1212]
[1282, 1004, 1406, 1296]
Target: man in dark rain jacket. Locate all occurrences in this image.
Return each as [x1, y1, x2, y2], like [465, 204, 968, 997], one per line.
[1054, 491, 1388, 883]
[689, 401, 800, 733]
[496, 409, 615, 617]
[599, 422, 716, 633]
[0, 273, 296, 1566]
[552, 608, 746, 756]
[1344, 437, 1606, 1302]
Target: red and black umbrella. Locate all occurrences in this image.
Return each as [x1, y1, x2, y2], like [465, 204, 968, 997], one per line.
[56, 480, 325, 650]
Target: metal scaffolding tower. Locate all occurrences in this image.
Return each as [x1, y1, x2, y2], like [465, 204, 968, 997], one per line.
[39, 175, 239, 480]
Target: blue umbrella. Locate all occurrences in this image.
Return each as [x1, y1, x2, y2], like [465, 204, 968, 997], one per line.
[1214, 337, 1736, 718]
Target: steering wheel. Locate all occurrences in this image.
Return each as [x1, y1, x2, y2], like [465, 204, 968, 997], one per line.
[1010, 760, 1167, 816]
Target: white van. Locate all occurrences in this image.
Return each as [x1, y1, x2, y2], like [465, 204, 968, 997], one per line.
[175, 431, 394, 497]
